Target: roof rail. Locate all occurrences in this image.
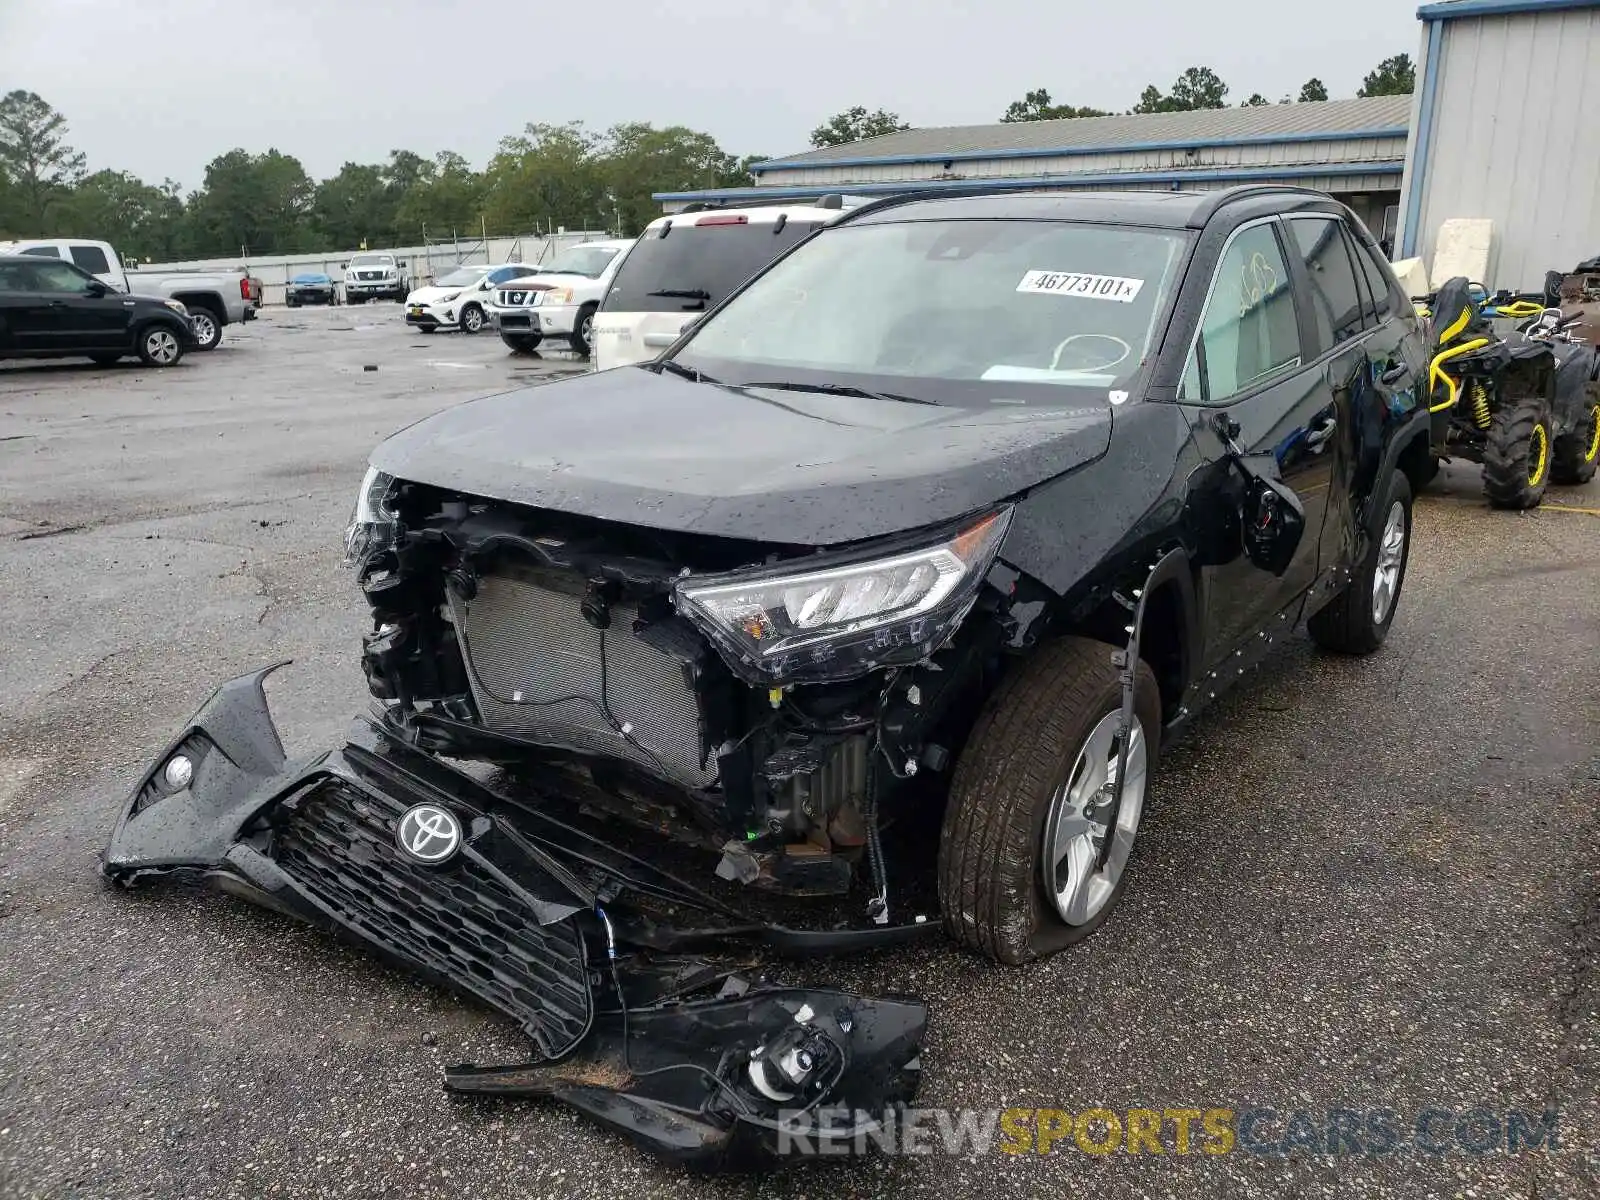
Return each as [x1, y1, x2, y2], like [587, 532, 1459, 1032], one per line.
[830, 184, 1046, 226]
[1183, 184, 1332, 228]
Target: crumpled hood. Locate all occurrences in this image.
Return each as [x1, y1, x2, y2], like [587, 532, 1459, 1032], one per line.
[370, 367, 1113, 545]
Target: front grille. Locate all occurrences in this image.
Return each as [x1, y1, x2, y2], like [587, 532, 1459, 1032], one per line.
[500, 290, 527, 305]
[273, 777, 593, 1058]
[358, 271, 382, 280]
[448, 564, 714, 790]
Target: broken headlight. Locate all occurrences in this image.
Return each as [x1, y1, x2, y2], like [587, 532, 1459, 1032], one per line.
[674, 509, 1011, 684]
[341, 465, 400, 567]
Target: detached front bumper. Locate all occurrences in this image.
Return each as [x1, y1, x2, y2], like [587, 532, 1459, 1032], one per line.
[103, 665, 930, 1168]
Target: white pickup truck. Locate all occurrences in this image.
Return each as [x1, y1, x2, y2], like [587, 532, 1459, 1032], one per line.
[0, 237, 253, 351]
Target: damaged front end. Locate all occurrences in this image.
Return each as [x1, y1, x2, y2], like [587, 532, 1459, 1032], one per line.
[103, 664, 927, 1168]
[343, 470, 1032, 921]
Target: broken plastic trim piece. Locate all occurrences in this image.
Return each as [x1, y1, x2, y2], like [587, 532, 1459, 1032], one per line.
[102, 665, 930, 1167]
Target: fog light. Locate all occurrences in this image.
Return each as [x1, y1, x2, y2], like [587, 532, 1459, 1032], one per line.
[163, 754, 194, 789]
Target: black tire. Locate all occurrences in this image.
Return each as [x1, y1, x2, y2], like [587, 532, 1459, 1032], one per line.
[286, 298, 300, 308]
[1551, 400, 1599, 486]
[136, 323, 185, 367]
[1481, 391, 1554, 508]
[1308, 468, 1412, 655]
[459, 303, 486, 335]
[89, 353, 121, 366]
[501, 332, 542, 354]
[188, 307, 222, 351]
[349, 295, 365, 305]
[568, 303, 597, 356]
[417, 326, 435, 335]
[938, 636, 1161, 965]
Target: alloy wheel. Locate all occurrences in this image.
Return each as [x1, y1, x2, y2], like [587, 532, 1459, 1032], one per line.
[145, 329, 179, 364]
[1041, 711, 1148, 925]
[1372, 499, 1406, 623]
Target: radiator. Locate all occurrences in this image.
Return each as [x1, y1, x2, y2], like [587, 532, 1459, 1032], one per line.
[447, 563, 715, 790]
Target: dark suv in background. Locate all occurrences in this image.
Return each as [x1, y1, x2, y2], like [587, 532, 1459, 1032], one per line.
[0, 255, 197, 367]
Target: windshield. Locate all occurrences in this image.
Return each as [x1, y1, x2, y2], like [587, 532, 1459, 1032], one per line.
[602, 219, 823, 313]
[536, 246, 620, 278]
[434, 266, 487, 287]
[673, 220, 1188, 402]
[350, 254, 394, 267]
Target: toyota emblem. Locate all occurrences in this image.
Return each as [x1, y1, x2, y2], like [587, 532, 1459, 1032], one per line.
[395, 804, 463, 864]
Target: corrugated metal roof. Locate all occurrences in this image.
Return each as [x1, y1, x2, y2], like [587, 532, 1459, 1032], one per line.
[756, 96, 1412, 171]
[1417, 0, 1600, 19]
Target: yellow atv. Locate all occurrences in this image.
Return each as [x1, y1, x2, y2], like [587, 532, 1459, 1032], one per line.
[1419, 276, 1561, 508]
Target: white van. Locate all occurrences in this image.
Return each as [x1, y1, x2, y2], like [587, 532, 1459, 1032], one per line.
[591, 197, 860, 372]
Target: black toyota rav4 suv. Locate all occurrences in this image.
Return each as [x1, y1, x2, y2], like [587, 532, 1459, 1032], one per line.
[105, 185, 1432, 1156]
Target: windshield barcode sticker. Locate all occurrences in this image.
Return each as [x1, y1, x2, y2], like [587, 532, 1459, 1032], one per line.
[1017, 271, 1144, 303]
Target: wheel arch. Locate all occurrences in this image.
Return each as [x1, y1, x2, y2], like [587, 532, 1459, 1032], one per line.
[170, 290, 225, 319]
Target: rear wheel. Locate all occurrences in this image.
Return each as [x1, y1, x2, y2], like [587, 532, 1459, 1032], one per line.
[137, 324, 184, 367]
[188, 307, 221, 351]
[501, 332, 542, 354]
[460, 304, 485, 334]
[1482, 391, 1554, 508]
[1551, 401, 1600, 486]
[568, 304, 597, 356]
[938, 636, 1160, 964]
[1309, 468, 1412, 655]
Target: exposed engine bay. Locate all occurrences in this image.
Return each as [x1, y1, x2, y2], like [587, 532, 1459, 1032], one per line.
[346, 471, 1042, 922]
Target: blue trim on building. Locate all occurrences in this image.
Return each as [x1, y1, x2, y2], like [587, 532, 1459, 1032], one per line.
[657, 160, 1404, 204]
[749, 126, 1409, 175]
[1400, 18, 1445, 257]
[1416, 0, 1598, 19]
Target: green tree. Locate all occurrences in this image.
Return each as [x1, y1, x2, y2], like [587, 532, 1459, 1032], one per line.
[0, 90, 86, 229]
[185, 149, 315, 256]
[808, 106, 909, 148]
[1133, 67, 1229, 114]
[480, 123, 603, 235]
[1241, 94, 1270, 107]
[62, 170, 186, 260]
[999, 88, 1108, 122]
[1358, 54, 1415, 96]
[719, 154, 769, 188]
[393, 150, 485, 240]
[602, 123, 738, 234]
[312, 161, 398, 249]
[1298, 77, 1329, 102]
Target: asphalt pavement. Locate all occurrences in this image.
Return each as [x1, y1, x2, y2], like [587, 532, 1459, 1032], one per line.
[0, 306, 1595, 1199]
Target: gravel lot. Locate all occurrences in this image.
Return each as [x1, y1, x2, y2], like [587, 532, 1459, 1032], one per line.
[0, 306, 1595, 1199]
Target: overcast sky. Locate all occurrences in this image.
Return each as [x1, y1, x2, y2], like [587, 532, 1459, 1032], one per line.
[0, 0, 1421, 190]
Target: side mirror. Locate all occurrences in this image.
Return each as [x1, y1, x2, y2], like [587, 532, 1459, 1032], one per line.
[1236, 455, 1306, 577]
[86, 280, 111, 297]
[397, 260, 408, 268]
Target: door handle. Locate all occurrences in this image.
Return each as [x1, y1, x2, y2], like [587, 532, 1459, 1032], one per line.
[1379, 363, 1412, 386]
[1305, 415, 1338, 448]
[49, 300, 67, 307]
[642, 332, 678, 348]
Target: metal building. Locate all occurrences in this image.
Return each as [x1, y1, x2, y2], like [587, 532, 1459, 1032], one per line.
[657, 97, 1411, 239]
[1397, 0, 1600, 286]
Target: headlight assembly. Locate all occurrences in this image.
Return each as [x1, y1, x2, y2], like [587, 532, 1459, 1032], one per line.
[164, 299, 189, 315]
[438, 291, 461, 303]
[539, 288, 571, 306]
[674, 509, 1012, 684]
[342, 465, 400, 567]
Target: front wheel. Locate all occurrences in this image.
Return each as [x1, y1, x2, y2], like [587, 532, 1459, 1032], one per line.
[137, 324, 184, 367]
[568, 304, 597, 356]
[1551, 400, 1599, 486]
[1308, 467, 1412, 655]
[189, 308, 221, 351]
[501, 332, 542, 354]
[1482, 392, 1554, 508]
[459, 304, 485, 334]
[939, 636, 1161, 964]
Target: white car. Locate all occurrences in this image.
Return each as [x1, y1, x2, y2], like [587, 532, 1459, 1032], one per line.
[487, 239, 634, 356]
[343, 253, 410, 303]
[404, 264, 541, 334]
[591, 199, 859, 372]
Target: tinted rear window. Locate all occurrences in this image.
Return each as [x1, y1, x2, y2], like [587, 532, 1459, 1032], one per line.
[601, 219, 823, 313]
[70, 244, 111, 274]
